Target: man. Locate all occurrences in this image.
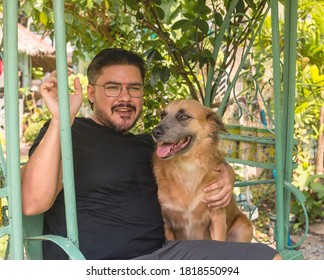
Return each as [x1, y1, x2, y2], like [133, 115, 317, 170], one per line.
[21, 48, 281, 260]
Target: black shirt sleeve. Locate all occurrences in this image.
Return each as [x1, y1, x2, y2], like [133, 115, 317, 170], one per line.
[28, 121, 51, 157]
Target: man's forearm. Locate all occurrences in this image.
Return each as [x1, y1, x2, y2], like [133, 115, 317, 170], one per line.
[21, 120, 63, 215]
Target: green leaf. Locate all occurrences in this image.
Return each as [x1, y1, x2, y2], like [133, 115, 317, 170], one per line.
[154, 7, 165, 20]
[33, 0, 44, 12]
[150, 68, 161, 86]
[199, 56, 209, 68]
[214, 12, 223, 27]
[310, 182, 324, 199]
[290, 202, 300, 214]
[310, 65, 324, 84]
[171, 19, 192, 31]
[181, 46, 197, 63]
[245, 0, 256, 11]
[136, 11, 144, 21]
[193, 18, 209, 34]
[87, 0, 94, 10]
[183, 13, 196, 20]
[21, 1, 34, 15]
[320, 211, 324, 218]
[39, 11, 48, 26]
[145, 49, 163, 68]
[160, 66, 170, 83]
[145, 49, 155, 68]
[104, 0, 109, 9]
[169, 65, 179, 79]
[193, 4, 211, 16]
[168, 4, 182, 22]
[124, 0, 138, 9]
[236, 0, 245, 14]
[188, 31, 205, 43]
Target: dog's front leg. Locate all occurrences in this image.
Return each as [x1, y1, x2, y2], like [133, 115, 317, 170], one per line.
[209, 208, 227, 241]
[164, 224, 176, 240]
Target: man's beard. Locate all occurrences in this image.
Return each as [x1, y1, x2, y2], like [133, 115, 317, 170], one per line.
[94, 105, 142, 133]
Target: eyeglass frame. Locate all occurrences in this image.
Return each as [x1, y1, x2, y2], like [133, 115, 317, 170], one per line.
[89, 82, 144, 98]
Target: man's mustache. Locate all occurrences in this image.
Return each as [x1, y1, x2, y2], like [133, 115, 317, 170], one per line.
[111, 103, 137, 112]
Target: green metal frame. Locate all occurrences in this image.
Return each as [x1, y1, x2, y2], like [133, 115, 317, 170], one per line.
[1, 0, 84, 260]
[0, 0, 307, 260]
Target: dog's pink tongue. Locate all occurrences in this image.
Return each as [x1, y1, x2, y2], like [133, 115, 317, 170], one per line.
[156, 144, 172, 158]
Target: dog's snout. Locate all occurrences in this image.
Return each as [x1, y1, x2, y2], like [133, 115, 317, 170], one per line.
[153, 126, 164, 139]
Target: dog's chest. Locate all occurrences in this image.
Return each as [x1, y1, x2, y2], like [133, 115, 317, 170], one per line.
[161, 197, 208, 219]
[157, 161, 220, 213]
[155, 157, 222, 239]
[158, 180, 210, 223]
[161, 198, 211, 239]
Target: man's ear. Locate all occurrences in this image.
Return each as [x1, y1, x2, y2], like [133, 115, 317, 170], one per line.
[207, 110, 228, 133]
[87, 84, 95, 103]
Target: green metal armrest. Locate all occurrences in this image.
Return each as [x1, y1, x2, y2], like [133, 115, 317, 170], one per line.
[23, 214, 85, 260]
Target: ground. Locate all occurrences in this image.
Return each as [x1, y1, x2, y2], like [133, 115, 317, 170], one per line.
[290, 223, 324, 260]
[254, 222, 324, 260]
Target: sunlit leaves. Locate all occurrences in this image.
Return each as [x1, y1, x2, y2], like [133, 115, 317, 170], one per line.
[32, 0, 44, 12]
[39, 11, 48, 26]
[310, 65, 324, 85]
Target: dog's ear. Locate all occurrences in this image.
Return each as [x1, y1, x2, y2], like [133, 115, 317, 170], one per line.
[206, 110, 228, 133]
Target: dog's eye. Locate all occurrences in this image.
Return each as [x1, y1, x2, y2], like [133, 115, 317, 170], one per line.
[160, 111, 167, 120]
[179, 113, 190, 121]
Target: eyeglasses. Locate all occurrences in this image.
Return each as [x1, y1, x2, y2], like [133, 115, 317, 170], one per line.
[90, 82, 143, 98]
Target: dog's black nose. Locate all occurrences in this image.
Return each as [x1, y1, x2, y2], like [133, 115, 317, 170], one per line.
[153, 126, 164, 139]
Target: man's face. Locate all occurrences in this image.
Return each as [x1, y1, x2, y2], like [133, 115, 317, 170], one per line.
[87, 65, 143, 133]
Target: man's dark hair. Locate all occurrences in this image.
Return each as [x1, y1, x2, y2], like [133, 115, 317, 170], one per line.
[87, 48, 146, 84]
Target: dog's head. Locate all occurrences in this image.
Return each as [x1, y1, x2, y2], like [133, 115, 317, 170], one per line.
[152, 99, 227, 159]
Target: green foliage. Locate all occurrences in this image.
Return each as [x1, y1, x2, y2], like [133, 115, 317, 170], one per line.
[20, 0, 269, 132]
[23, 121, 46, 143]
[248, 0, 324, 229]
[292, 2, 324, 228]
[32, 67, 45, 80]
[21, 91, 51, 144]
[291, 175, 324, 231]
[0, 236, 8, 259]
[251, 183, 275, 226]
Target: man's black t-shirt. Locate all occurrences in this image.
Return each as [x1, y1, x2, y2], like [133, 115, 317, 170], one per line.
[29, 117, 165, 259]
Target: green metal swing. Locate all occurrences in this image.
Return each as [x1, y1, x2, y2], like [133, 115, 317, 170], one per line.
[1, 0, 84, 260]
[0, 0, 308, 260]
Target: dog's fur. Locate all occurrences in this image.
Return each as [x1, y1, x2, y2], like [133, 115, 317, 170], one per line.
[152, 99, 253, 242]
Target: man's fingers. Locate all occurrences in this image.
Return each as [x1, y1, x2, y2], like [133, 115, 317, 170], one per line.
[40, 81, 55, 95]
[73, 77, 83, 95]
[203, 186, 225, 202]
[49, 70, 57, 77]
[203, 181, 221, 192]
[203, 180, 231, 193]
[206, 192, 232, 208]
[70, 77, 84, 115]
[202, 163, 235, 208]
[203, 183, 233, 207]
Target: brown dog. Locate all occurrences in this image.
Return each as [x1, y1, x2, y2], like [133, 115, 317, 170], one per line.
[152, 99, 253, 242]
